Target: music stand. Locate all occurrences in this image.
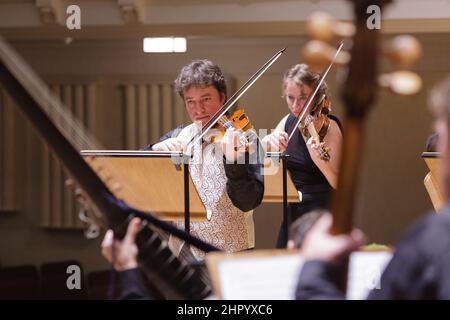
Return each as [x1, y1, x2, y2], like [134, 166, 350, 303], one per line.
[263, 152, 300, 244]
[80, 150, 208, 234]
[422, 151, 444, 211]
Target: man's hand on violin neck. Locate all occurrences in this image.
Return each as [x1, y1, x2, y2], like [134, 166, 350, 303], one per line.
[221, 128, 248, 162]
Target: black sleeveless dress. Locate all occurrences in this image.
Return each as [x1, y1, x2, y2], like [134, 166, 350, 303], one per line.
[276, 113, 341, 248]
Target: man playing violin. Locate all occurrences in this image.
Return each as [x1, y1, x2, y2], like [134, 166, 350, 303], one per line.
[148, 59, 264, 260]
[262, 64, 343, 248]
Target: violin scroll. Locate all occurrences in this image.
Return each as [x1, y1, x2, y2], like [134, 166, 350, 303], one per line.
[228, 109, 254, 132]
[300, 95, 333, 161]
[205, 108, 254, 148]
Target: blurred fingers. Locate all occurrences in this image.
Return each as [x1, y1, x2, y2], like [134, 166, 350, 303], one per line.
[124, 217, 142, 245]
[101, 230, 114, 261]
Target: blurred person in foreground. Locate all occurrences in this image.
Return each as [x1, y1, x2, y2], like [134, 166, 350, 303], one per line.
[296, 77, 450, 300]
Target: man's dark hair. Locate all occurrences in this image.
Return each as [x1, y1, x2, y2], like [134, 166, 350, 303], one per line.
[289, 209, 327, 249]
[426, 133, 439, 152]
[174, 59, 227, 98]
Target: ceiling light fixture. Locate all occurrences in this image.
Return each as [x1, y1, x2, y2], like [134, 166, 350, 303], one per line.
[143, 37, 187, 53]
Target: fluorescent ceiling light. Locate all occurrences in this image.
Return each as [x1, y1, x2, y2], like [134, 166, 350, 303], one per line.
[143, 37, 187, 53]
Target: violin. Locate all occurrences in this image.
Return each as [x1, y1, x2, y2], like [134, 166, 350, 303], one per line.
[299, 94, 332, 161]
[205, 109, 254, 148]
[185, 47, 285, 155]
[286, 42, 344, 162]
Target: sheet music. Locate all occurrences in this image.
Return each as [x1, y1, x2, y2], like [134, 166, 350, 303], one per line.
[219, 254, 303, 300]
[346, 251, 392, 300]
[215, 251, 392, 300]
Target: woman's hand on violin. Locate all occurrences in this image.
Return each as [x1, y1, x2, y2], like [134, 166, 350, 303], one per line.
[306, 137, 326, 160]
[305, 119, 342, 189]
[262, 130, 288, 152]
[221, 128, 247, 162]
[152, 137, 184, 152]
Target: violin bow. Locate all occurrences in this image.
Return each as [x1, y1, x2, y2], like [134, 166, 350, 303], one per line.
[185, 47, 286, 154]
[286, 42, 344, 142]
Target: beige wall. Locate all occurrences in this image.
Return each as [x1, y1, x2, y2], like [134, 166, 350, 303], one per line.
[0, 33, 448, 272]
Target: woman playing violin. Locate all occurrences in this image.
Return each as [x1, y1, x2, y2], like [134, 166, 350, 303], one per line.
[262, 64, 343, 248]
[148, 59, 264, 260]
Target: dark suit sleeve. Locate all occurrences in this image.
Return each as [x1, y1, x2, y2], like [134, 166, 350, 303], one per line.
[224, 130, 264, 212]
[295, 250, 427, 300]
[296, 254, 431, 300]
[295, 261, 345, 300]
[367, 216, 437, 300]
[366, 248, 427, 300]
[296, 213, 442, 300]
[118, 268, 153, 300]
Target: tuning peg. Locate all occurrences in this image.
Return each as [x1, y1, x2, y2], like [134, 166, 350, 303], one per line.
[384, 35, 422, 67]
[65, 178, 75, 189]
[378, 71, 422, 95]
[74, 187, 86, 201]
[302, 40, 351, 70]
[307, 11, 355, 42]
[84, 155, 97, 164]
[111, 182, 122, 192]
[64, 177, 87, 203]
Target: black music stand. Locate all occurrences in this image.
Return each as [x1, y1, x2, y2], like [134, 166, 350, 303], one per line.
[263, 152, 300, 245]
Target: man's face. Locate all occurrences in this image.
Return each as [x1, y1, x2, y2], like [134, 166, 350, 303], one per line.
[183, 85, 225, 126]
